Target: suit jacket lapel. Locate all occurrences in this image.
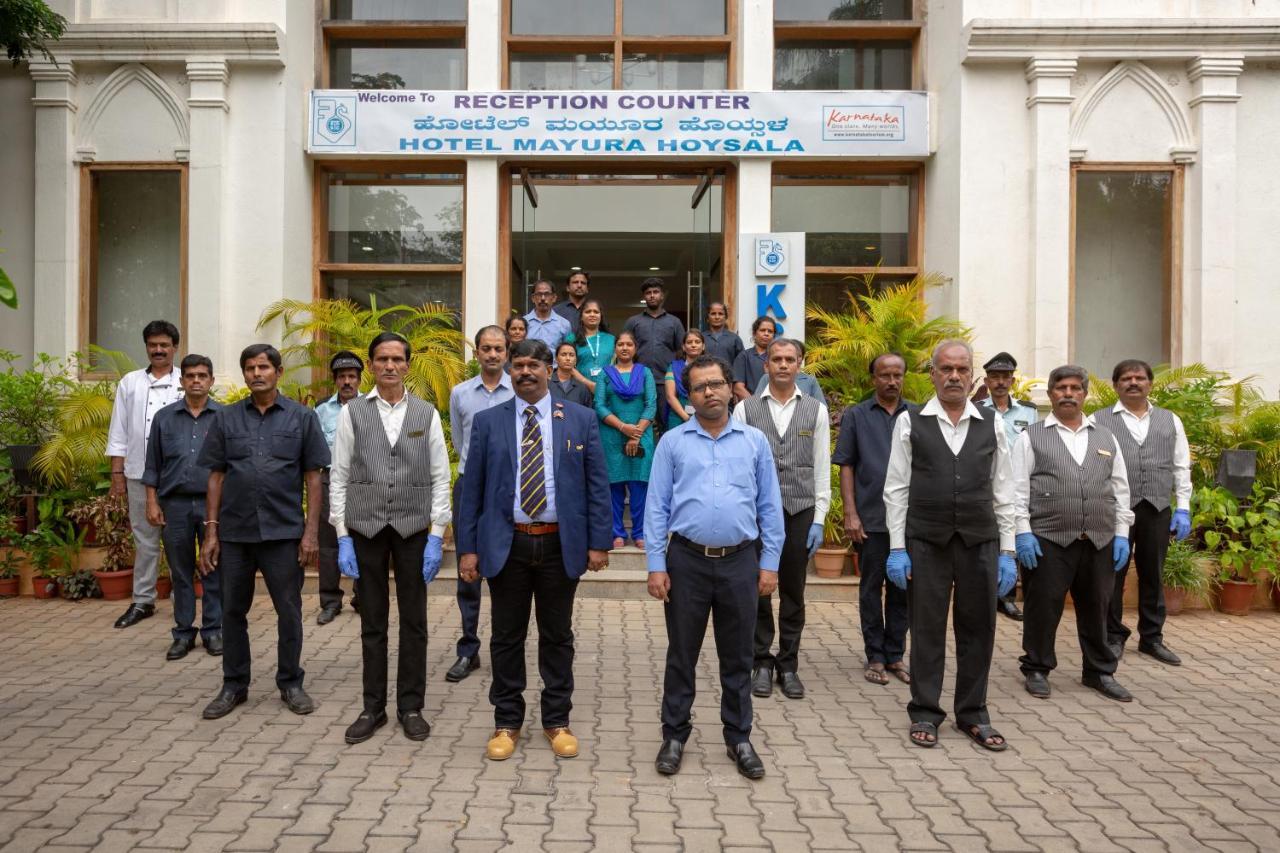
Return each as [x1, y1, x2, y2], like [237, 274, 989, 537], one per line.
[552, 403, 564, 471]
[501, 398, 518, 483]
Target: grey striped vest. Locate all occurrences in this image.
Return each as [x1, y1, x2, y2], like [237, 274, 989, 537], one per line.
[905, 407, 1000, 547]
[1093, 406, 1176, 510]
[1027, 421, 1119, 549]
[345, 394, 436, 539]
[741, 393, 821, 515]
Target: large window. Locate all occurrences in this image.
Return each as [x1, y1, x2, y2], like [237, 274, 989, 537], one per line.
[774, 0, 917, 90]
[322, 1, 466, 89]
[505, 0, 733, 89]
[82, 165, 186, 367]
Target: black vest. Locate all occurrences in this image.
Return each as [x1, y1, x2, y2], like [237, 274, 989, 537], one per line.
[904, 407, 1000, 547]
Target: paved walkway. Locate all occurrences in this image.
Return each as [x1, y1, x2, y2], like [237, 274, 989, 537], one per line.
[1, 596, 1279, 852]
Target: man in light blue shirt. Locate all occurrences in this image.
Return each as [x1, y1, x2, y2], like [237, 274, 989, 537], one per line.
[314, 350, 363, 625]
[646, 354, 785, 781]
[524, 279, 572, 350]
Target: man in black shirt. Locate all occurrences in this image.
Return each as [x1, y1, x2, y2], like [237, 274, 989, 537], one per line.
[553, 270, 590, 328]
[624, 277, 685, 426]
[197, 344, 331, 720]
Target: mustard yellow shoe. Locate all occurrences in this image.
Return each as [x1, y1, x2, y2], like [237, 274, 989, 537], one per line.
[544, 726, 578, 758]
[486, 728, 519, 760]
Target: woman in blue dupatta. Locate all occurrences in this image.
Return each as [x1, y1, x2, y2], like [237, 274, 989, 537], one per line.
[663, 329, 705, 430]
[594, 330, 656, 549]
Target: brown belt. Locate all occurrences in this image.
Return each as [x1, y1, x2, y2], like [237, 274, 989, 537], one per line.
[514, 522, 559, 536]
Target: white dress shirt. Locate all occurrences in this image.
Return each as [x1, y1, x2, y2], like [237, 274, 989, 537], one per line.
[1111, 402, 1192, 511]
[105, 367, 184, 480]
[1012, 413, 1135, 538]
[732, 385, 831, 518]
[329, 388, 452, 539]
[883, 396, 1016, 551]
[513, 392, 557, 523]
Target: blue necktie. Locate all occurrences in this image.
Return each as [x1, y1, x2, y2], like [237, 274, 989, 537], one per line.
[520, 405, 547, 519]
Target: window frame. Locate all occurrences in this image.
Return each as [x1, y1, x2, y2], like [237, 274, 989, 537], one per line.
[319, 0, 467, 89]
[79, 162, 189, 380]
[773, 0, 922, 90]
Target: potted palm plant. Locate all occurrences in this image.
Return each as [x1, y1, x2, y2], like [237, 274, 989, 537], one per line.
[1193, 484, 1280, 616]
[0, 550, 20, 597]
[67, 494, 134, 600]
[1160, 538, 1211, 615]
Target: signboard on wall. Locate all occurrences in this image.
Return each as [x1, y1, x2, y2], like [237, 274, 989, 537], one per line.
[738, 233, 805, 345]
[308, 90, 928, 157]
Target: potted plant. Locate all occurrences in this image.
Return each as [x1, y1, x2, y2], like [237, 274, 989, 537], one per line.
[23, 523, 82, 600]
[1193, 484, 1280, 616]
[58, 567, 100, 601]
[0, 352, 68, 487]
[0, 550, 20, 597]
[67, 494, 134, 601]
[1160, 538, 1211, 615]
[814, 465, 850, 579]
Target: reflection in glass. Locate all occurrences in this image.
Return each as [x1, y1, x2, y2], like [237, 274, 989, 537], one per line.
[1074, 171, 1173, 374]
[775, 41, 912, 90]
[511, 0, 614, 35]
[328, 178, 464, 264]
[93, 171, 183, 357]
[772, 178, 913, 267]
[804, 274, 908, 315]
[775, 0, 911, 20]
[325, 273, 463, 316]
[510, 54, 614, 90]
[330, 0, 466, 20]
[623, 0, 725, 35]
[622, 53, 727, 89]
[330, 41, 465, 89]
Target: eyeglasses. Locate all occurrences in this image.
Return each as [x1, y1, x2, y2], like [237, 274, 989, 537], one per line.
[691, 379, 729, 394]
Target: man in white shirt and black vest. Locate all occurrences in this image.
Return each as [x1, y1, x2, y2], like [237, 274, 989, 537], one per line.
[1093, 359, 1191, 666]
[733, 338, 829, 700]
[329, 332, 452, 744]
[1014, 365, 1136, 703]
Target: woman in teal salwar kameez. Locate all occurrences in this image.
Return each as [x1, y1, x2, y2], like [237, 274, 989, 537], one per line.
[594, 330, 655, 548]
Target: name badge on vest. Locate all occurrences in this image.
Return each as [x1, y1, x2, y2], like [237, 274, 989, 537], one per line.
[1014, 419, 1029, 432]
[1097, 448, 1112, 457]
[407, 430, 425, 438]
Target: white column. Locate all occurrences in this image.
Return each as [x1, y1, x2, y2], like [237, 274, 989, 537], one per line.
[467, 0, 502, 90]
[1025, 56, 1077, 378]
[1185, 55, 1242, 372]
[464, 160, 500, 342]
[738, 0, 773, 90]
[185, 59, 229, 370]
[735, 160, 773, 337]
[29, 61, 78, 360]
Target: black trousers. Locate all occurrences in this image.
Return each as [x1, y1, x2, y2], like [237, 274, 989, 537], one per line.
[1020, 537, 1118, 679]
[906, 535, 997, 728]
[453, 476, 483, 659]
[755, 507, 814, 673]
[661, 537, 758, 746]
[488, 530, 579, 730]
[159, 494, 221, 642]
[317, 470, 347, 611]
[352, 525, 429, 714]
[1108, 501, 1169, 647]
[220, 539, 305, 693]
[857, 532, 908, 665]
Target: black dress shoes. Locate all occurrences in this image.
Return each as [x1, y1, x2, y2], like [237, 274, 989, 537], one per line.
[398, 711, 431, 741]
[777, 671, 805, 699]
[751, 665, 774, 698]
[1083, 673, 1133, 702]
[114, 603, 155, 629]
[655, 740, 684, 775]
[445, 655, 480, 682]
[166, 637, 196, 660]
[997, 597, 1024, 621]
[202, 688, 247, 720]
[316, 604, 341, 626]
[344, 710, 388, 744]
[204, 634, 223, 656]
[1108, 641, 1125, 662]
[280, 686, 317, 715]
[1025, 672, 1051, 698]
[727, 742, 766, 779]
[1138, 642, 1182, 666]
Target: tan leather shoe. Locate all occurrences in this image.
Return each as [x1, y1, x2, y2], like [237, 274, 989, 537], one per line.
[486, 728, 519, 760]
[544, 726, 578, 758]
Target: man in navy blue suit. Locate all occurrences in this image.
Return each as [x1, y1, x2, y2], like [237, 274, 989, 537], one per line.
[457, 338, 613, 762]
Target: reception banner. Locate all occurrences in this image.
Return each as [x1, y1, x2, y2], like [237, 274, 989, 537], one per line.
[309, 90, 928, 157]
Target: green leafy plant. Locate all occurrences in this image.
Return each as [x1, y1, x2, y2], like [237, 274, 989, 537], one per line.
[0, 230, 15, 309]
[1161, 538, 1212, 604]
[23, 522, 83, 578]
[1193, 484, 1280, 584]
[0, 0, 67, 66]
[821, 464, 847, 549]
[32, 348, 134, 489]
[0, 550, 20, 579]
[66, 493, 134, 572]
[0, 351, 72, 447]
[58, 568, 99, 600]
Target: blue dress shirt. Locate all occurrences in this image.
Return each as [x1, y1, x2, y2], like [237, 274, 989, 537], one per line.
[449, 372, 515, 474]
[524, 310, 573, 350]
[644, 417, 785, 573]
[513, 392, 557, 523]
[315, 393, 344, 449]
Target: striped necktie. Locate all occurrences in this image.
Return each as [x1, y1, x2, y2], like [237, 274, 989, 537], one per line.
[520, 405, 547, 519]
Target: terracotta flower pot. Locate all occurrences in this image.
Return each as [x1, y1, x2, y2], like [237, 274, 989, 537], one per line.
[1270, 580, 1280, 612]
[92, 568, 134, 601]
[0, 577, 18, 597]
[31, 575, 59, 599]
[156, 576, 172, 600]
[1163, 586, 1186, 616]
[1216, 579, 1255, 616]
[813, 547, 847, 579]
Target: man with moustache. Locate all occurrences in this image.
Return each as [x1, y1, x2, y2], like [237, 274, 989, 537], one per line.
[314, 351, 364, 625]
[525, 279, 573, 350]
[1014, 365, 1135, 702]
[883, 340, 1018, 751]
[1093, 360, 1189, 666]
[701, 302, 744, 367]
[554, 270, 591, 328]
[456, 339, 612, 761]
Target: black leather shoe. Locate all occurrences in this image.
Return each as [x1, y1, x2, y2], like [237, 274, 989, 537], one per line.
[751, 665, 773, 698]
[1108, 641, 1125, 662]
[997, 597, 1024, 621]
[316, 605, 341, 626]
[726, 742, 765, 779]
[204, 634, 223, 656]
[166, 637, 196, 660]
[655, 739, 684, 775]
[1138, 642, 1182, 666]
[398, 711, 431, 741]
[280, 686, 316, 715]
[1024, 672, 1051, 698]
[445, 655, 480, 683]
[114, 603, 156, 629]
[344, 710, 387, 744]
[777, 670, 805, 699]
[1083, 673, 1133, 703]
[202, 688, 247, 720]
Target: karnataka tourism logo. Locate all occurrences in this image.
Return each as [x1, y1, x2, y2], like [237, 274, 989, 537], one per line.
[821, 105, 905, 142]
[314, 95, 357, 146]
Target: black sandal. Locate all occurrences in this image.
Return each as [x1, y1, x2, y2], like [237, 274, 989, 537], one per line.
[955, 722, 1008, 752]
[909, 721, 937, 748]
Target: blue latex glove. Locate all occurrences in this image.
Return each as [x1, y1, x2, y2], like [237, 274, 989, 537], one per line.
[1170, 508, 1191, 541]
[886, 548, 911, 590]
[1015, 532, 1042, 570]
[1112, 536, 1131, 572]
[422, 534, 444, 584]
[997, 553, 1018, 598]
[337, 535, 359, 579]
[805, 523, 823, 558]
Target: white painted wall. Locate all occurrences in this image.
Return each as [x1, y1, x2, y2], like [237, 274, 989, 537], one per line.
[0, 67, 36, 365]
